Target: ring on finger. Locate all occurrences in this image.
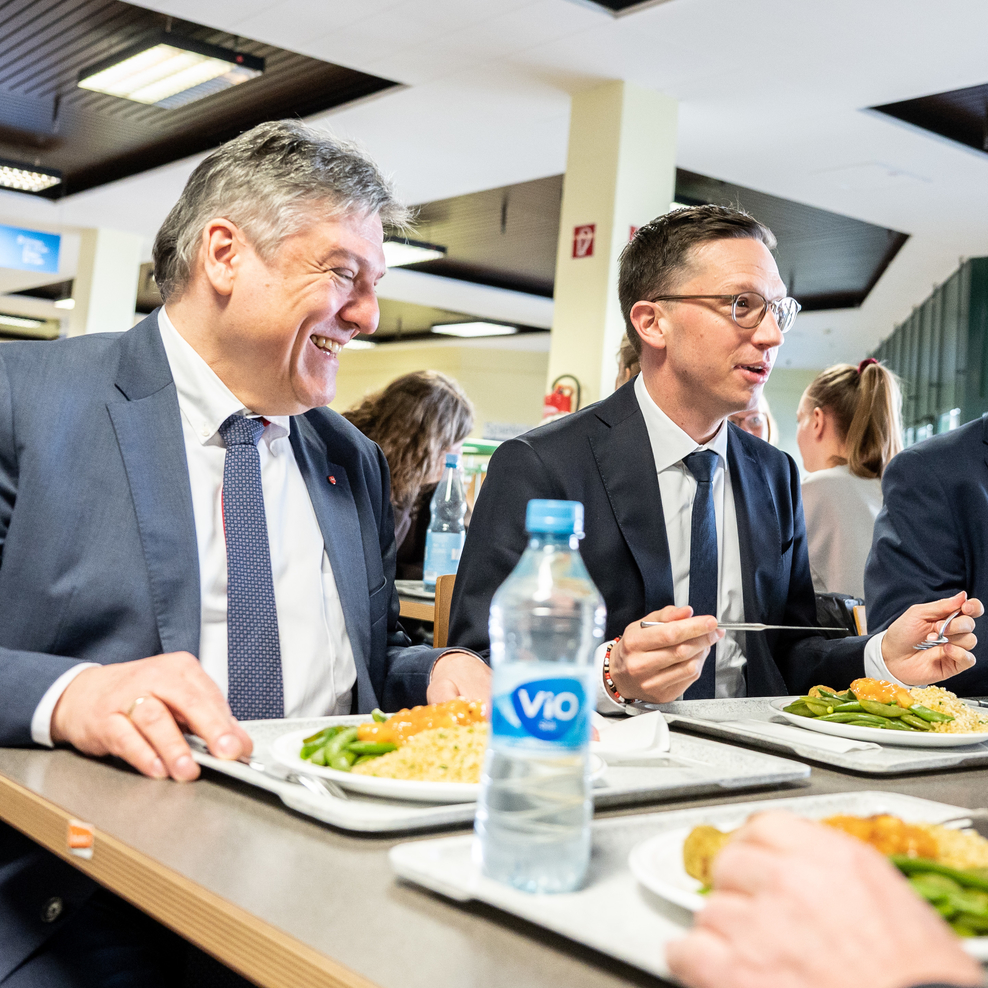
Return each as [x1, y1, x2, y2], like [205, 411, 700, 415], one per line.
[124, 695, 152, 719]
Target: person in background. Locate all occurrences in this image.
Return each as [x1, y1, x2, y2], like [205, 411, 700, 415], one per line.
[728, 392, 777, 444]
[343, 370, 474, 577]
[796, 358, 902, 599]
[615, 337, 641, 390]
[666, 811, 982, 988]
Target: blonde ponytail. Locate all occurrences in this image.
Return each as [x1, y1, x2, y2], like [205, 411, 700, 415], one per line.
[804, 360, 903, 479]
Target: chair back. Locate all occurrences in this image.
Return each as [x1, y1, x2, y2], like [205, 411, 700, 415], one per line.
[433, 574, 456, 648]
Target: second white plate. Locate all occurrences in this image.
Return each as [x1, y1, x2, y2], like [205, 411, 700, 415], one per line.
[769, 697, 988, 748]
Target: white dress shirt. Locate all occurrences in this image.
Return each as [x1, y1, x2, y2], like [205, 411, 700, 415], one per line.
[31, 309, 356, 744]
[596, 374, 894, 713]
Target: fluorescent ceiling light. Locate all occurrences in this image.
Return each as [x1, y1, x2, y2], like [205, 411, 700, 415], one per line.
[344, 339, 377, 349]
[78, 33, 264, 109]
[53, 298, 75, 310]
[431, 322, 518, 338]
[383, 238, 446, 268]
[0, 158, 62, 194]
[0, 313, 46, 329]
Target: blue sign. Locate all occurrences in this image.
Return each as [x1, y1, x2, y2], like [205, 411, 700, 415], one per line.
[0, 224, 60, 274]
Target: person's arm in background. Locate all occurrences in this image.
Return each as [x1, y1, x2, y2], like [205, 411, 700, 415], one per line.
[448, 438, 564, 657]
[666, 811, 984, 988]
[865, 445, 968, 633]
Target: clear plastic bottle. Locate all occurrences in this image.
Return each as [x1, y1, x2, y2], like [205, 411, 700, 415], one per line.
[422, 454, 467, 591]
[475, 499, 606, 893]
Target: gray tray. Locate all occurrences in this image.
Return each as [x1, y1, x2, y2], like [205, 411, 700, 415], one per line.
[390, 790, 988, 980]
[660, 697, 988, 775]
[191, 716, 809, 834]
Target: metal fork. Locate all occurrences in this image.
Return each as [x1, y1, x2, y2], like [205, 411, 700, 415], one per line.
[914, 608, 962, 650]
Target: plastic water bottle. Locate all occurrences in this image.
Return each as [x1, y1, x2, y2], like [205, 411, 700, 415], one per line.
[475, 499, 606, 893]
[422, 454, 467, 591]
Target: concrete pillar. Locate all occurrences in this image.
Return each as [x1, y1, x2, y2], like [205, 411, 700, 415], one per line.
[547, 81, 678, 407]
[68, 228, 144, 336]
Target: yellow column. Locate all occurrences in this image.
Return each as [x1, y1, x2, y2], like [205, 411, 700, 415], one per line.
[547, 81, 677, 407]
[68, 228, 144, 336]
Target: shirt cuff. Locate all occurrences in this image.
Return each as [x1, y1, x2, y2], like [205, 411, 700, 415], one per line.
[862, 631, 912, 687]
[31, 663, 100, 747]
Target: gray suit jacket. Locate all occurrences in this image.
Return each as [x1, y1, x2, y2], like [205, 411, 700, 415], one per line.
[0, 311, 444, 977]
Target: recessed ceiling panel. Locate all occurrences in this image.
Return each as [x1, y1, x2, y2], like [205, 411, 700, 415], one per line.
[0, 0, 398, 198]
[871, 82, 988, 157]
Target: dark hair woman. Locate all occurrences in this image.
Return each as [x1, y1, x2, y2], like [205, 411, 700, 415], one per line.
[343, 371, 475, 568]
[795, 358, 903, 598]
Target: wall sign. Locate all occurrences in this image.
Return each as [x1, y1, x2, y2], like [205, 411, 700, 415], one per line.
[572, 224, 595, 258]
[0, 224, 60, 274]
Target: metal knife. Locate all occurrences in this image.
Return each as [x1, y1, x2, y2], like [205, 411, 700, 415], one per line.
[639, 621, 849, 632]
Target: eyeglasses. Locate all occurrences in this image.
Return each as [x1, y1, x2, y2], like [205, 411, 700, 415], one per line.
[648, 292, 801, 334]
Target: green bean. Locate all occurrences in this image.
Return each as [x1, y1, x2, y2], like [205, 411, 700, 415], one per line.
[833, 701, 863, 712]
[328, 750, 357, 771]
[901, 713, 933, 731]
[858, 699, 906, 718]
[910, 704, 954, 723]
[817, 712, 867, 723]
[843, 714, 892, 727]
[892, 856, 988, 894]
[783, 702, 813, 716]
[803, 699, 832, 716]
[325, 726, 359, 757]
[812, 688, 847, 703]
[371, 708, 388, 723]
[348, 741, 398, 755]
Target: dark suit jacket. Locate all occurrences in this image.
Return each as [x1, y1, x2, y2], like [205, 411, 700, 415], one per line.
[0, 311, 444, 978]
[450, 379, 868, 697]
[865, 414, 988, 695]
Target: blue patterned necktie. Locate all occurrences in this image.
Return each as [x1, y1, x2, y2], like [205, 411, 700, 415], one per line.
[682, 449, 719, 701]
[219, 413, 284, 720]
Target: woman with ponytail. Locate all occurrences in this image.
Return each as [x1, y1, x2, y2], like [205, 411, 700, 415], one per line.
[795, 358, 903, 598]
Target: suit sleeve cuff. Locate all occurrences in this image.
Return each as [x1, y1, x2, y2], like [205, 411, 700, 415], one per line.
[31, 663, 100, 747]
[862, 631, 913, 686]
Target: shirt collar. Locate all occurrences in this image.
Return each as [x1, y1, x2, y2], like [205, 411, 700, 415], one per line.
[157, 307, 290, 446]
[634, 372, 728, 472]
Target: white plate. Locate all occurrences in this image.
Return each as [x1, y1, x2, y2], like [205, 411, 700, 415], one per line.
[270, 728, 606, 804]
[769, 697, 988, 748]
[627, 804, 988, 961]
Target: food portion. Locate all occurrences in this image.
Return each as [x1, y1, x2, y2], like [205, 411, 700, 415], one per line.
[350, 724, 486, 783]
[299, 699, 488, 781]
[782, 679, 988, 734]
[682, 813, 988, 937]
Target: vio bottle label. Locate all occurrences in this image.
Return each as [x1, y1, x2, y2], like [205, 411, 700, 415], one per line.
[491, 672, 590, 747]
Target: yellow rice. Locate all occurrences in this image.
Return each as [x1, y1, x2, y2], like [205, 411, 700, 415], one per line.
[907, 686, 988, 734]
[913, 823, 988, 870]
[350, 724, 487, 783]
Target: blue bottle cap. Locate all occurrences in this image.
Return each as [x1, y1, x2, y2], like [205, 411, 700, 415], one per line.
[445, 453, 460, 467]
[525, 499, 584, 536]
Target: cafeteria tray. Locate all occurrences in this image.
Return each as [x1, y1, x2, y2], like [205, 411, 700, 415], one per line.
[191, 715, 809, 834]
[394, 579, 435, 601]
[390, 790, 988, 979]
[659, 697, 988, 775]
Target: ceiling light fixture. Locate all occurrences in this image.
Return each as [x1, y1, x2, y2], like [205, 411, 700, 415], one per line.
[383, 237, 446, 268]
[431, 322, 518, 338]
[53, 298, 75, 310]
[0, 313, 46, 329]
[78, 32, 264, 109]
[0, 158, 62, 195]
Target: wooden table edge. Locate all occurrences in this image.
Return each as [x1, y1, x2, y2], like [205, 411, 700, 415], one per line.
[0, 769, 380, 988]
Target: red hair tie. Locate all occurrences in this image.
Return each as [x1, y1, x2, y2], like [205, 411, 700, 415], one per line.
[857, 357, 878, 374]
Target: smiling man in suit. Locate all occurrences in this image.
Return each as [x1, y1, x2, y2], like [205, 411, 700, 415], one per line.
[0, 120, 488, 986]
[449, 205, 980, 712]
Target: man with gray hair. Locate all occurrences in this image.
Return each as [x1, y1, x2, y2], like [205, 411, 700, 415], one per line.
[0, 120, 489, 986]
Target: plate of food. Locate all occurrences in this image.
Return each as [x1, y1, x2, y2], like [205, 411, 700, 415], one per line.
[769, 679, 988, 748]
[270, 699, 606, 803]
[628, 809, 988, 954]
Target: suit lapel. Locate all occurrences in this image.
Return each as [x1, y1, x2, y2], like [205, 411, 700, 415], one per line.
[289, 417, 371, 672]
[107, 313, 200, 656]
[588, 385, 675, 611]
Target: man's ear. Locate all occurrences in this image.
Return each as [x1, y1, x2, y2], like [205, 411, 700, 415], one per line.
[200, 218, 245, 298]
[630, 300, 668, 352]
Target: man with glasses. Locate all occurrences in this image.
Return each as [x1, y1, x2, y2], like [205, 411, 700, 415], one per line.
[449, 205, 980, 706]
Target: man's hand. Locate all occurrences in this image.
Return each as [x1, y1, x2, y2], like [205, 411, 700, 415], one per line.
[881, 591, 983, 684]
[666, 811, 983, 988]
[427, 651, 491, 704]
[51, 652, 252, 781]
[609, 606, 724, 703]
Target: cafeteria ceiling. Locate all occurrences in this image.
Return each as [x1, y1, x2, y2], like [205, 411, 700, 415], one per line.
[2, 0, 988, 368]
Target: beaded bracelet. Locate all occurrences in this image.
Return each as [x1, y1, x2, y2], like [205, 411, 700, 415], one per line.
[602, 636, 629, 706]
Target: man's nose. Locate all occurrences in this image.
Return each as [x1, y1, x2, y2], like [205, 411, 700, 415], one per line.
[345, 290, 380, 336]
[753, 308, 785, 349]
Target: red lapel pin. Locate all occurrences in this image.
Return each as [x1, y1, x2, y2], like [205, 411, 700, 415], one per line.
[327, 475, 336, 485]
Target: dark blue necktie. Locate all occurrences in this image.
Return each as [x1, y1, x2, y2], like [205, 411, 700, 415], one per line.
[682, 449, 719, 701]
[219, 413, 284, 720]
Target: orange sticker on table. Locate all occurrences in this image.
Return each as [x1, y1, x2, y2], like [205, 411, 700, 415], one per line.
[67, 819, 94, 859]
